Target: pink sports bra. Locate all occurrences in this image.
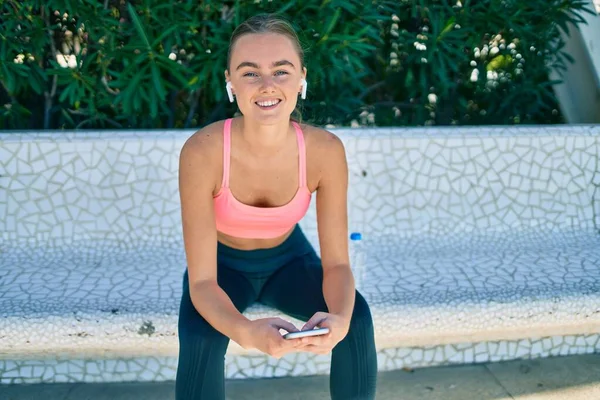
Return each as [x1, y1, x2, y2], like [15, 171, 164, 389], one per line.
[213, 118, 312, 239]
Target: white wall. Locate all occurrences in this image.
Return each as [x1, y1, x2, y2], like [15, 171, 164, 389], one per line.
[551, 0, 600, 123]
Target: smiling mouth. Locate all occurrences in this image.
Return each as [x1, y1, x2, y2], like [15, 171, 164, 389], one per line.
[255, 99, 282, 110]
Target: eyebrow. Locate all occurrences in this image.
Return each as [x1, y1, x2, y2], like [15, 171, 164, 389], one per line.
[236, 60, 296, 71]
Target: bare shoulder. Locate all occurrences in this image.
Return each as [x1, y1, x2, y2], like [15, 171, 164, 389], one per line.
[179, 120, 226, 195]
[298, 122, 345, 156]
[181, 119, 225, 159]
[297, 123, 347, 189]
[299, 123, 346, 170]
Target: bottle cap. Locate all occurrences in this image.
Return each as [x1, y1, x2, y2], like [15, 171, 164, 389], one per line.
[350, 232, 362, 240]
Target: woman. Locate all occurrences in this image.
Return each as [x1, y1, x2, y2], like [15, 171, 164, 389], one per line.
[176, 13, 377, 400]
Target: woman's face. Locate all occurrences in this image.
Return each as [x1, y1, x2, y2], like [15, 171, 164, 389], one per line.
[225, 33, 306, 123]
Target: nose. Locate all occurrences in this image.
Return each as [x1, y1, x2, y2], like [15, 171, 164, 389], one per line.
[259, 75, 276, 92]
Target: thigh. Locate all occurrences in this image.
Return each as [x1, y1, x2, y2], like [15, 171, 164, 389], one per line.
[176, 266, 257, 400]
[178, 265, 257, 339]
[257, 251, 329, 322]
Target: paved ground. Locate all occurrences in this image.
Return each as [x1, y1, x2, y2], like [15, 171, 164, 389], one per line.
[2, 353, 600, 400]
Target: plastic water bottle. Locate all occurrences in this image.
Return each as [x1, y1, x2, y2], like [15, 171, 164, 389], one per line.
[349, 232, 365, 290]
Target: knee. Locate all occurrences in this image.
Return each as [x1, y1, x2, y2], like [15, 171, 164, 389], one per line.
[178, 323, 230, 359]
[179, 307, 228, 343]
[178, 295, 229, 351]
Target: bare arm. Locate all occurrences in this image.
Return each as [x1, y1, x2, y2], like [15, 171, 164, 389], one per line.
[178, 130, 253, 347]
[316, 131, 355, 326]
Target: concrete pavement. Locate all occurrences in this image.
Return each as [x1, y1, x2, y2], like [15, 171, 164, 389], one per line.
[2, 353, 600, 400]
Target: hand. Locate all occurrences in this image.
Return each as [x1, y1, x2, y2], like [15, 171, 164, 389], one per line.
[243, 318, 305, 359]
[296, 312, 350, 355]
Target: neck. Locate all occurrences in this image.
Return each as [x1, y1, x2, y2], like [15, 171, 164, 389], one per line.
[238, 117, 292, 158]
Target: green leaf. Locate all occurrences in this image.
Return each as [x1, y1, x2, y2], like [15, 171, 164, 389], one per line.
[561, 51, 575, 64]
[317, 8, 342, 44]
[435, 55, 449, 92]
[188, 75, 199, 86]
[276, 0, 296, 14]
[13, 64, 30, 78]
[59, 83, 74, 103]
[438, 16, 456, 40]
[127, 3, 152, 51]
[29, 76, 44, 94]
[61, 108, 75, 127]
[157, 58, 189, 88]
[151, 63, 167, 100]
[151, 25, 180, 48]
[405, 69, 414, 87]
[133, 86, 142, 112]
[149, 90, 158, 118]
[70, 81, 79, 105]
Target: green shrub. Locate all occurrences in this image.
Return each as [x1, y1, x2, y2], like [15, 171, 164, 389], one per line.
[367, 0, 596, 126]
[0, 0, 594, 129]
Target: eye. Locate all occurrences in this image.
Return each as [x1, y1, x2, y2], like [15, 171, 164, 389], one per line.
[243, 70, 289, 77]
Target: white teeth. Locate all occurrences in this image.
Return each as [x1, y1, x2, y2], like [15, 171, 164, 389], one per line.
[257, 100, 280, 107]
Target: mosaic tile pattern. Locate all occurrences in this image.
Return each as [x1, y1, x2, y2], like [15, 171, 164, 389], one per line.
[2, 334, 599, 384]
[1, 229, 600, 359]
[2, 125, 599, 242]
[1, 124, 599, 384]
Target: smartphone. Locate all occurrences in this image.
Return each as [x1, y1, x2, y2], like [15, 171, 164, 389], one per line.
[283, 328, 330, 340]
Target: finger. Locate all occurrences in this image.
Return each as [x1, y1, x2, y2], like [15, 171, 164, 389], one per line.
[271, 318, 299, 333]
[303, 344, 327, 351]
[292, 340, 309, 349]
[317, 319, 333, 331]
[281, 336, 303, 348]
[278, 333, 305, 349]
[299, 335, 326, 347]
[302, 344, 331, 355]
[302, 312, 328, 331]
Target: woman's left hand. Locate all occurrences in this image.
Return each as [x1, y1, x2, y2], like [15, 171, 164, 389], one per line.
[296, 312, 350, 354]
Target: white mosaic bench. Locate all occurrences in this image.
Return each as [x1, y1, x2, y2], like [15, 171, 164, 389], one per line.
[1, 125, 600, 384]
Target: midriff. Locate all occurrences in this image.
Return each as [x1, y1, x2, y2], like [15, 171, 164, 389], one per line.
[216, 227, 296, 250]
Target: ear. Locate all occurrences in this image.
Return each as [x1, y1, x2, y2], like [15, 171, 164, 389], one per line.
[300, 66, 308, 92]
[224, 70, 234, 94]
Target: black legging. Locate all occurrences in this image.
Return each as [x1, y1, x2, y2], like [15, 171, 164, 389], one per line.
[175, 224, 377, 400]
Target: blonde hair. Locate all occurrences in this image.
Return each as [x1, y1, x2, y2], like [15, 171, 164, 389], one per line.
[227, 13, 305, 124]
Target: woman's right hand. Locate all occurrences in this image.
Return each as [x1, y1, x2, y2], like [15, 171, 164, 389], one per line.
[242, 318, 303, 358]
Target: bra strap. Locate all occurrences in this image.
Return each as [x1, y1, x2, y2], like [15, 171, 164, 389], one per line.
[292, 121, 307, 188]
[222, 118, 232, 188]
